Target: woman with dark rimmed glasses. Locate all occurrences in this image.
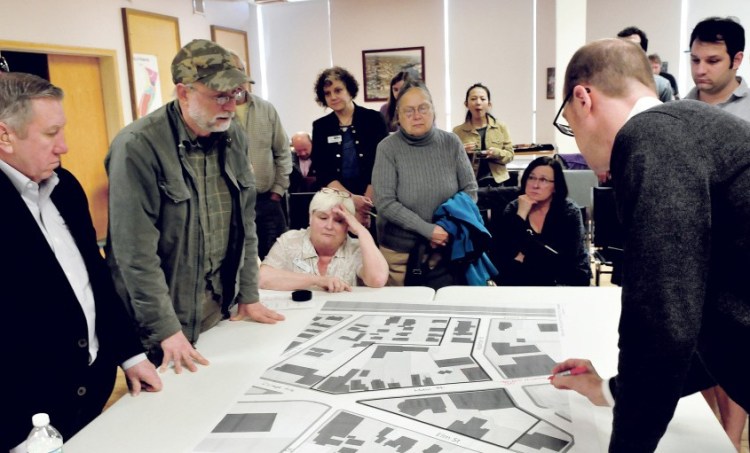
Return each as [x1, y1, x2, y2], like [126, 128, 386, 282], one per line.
[494, 156, 591, 286]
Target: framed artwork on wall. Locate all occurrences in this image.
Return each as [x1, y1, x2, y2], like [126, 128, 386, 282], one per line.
[193, 0, 205, 15]
[121, 8, 181, 119]
[362, 46, 424, 102]
[547, 67, 555, 100]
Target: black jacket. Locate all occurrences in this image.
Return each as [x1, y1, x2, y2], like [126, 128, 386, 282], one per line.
[1, 168, 144, 449]
[312, 103, 387, 194]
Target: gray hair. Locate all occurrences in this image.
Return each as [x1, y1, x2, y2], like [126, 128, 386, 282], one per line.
[0, 72, 63, 137]
[395, 79, 433, 111]
[308, 190, 355, 216]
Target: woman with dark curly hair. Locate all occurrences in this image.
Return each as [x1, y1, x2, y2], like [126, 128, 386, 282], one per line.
[312, 66, 388, 226]
[494, 156, 591, 286]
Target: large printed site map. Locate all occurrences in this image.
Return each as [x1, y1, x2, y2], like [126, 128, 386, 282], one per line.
[194, 300, 578, 453]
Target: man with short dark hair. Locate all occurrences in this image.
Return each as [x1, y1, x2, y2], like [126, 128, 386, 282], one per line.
[686, 16, 750, 119]
[617, 26, 674, 102]
[551, 38, 750, 452]
[684, 15, 749, 450]
[648, 53, 679, 99]
[106, 39, 284, 375]
[0, 72, 161, 452]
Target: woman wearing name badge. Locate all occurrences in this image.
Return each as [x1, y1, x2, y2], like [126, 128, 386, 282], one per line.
[259, 188, 388, 292]
[452, 83, 515, 187]
[312, 66, 388, 228]
[372, 80, 478, 286]
[494, 156, 591, 286]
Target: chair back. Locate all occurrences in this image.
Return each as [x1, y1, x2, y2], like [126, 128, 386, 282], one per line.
[592, 187, 623, 249]
[563, 169, 598, 224]
[287, 192, 316, 230]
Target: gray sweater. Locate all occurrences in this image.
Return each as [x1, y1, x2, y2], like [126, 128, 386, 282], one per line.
[608, 100, 750, 452]
[372, 127, 477, 252]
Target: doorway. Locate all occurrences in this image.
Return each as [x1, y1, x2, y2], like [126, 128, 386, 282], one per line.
[0, 42, 124, 240]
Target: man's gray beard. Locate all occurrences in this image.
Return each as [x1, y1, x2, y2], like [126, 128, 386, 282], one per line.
[188, 102, 234, 133]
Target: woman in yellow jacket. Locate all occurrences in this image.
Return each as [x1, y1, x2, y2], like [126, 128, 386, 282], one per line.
[452, 83, 514, 187]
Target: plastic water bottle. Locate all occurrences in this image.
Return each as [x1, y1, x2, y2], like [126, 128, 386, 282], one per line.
[26, 413, 63, 453]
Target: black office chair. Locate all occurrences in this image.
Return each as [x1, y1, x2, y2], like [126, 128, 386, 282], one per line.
[479, 186, 521, 267]
[286, 192, 316, 230]
[592, 187, 624, 286]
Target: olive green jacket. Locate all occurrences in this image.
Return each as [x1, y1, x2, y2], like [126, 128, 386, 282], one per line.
[105, 100, 259, 351]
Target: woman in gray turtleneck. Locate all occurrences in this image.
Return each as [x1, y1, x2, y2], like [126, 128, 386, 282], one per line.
[372, 80, 478, 286]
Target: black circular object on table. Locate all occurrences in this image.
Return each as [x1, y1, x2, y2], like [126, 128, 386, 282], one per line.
[292, 289, 312, 302]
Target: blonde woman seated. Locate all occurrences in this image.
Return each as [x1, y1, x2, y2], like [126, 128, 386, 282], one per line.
[259, 188, 389, 292]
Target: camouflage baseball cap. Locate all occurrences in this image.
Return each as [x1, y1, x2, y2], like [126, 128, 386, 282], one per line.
[171, 39, 249, 92]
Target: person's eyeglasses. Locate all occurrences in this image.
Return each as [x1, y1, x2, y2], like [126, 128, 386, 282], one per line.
[0, 55, 10, 73]
[321, 187, 352, 198]
[400, 103, 432, 119]
[527, 175, 554, 186]
[552, 87, 590, 137]
[189, 85, 245, 106]
[553, 90, 575, 137]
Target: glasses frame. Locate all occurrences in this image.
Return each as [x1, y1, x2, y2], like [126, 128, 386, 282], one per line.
[552, 86, 590, 137]
[553, 90, 575, 137]
[0, 55, 9, 73]
[526, 175, 555, 186]
[188, 84, 245, 106]
[321, 187, 352, 198]
[400, 103, 433, 119]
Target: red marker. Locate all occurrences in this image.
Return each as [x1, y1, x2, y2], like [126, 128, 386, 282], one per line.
[548, 365, 588, 380]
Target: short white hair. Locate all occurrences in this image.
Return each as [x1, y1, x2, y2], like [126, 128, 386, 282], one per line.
[308, 190, 355, 216]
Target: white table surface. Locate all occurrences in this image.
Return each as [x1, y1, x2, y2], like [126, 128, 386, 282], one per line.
[435, 286, 735, 452]
[64, 286, 732, 452]
[64, 287, 435, 453]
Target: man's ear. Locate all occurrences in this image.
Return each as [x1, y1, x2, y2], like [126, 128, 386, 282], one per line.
[0, 122, 13, 154]
[571, 85, 593, 116]
[175, 83, 189, 102]
[733, 51, 744, 70]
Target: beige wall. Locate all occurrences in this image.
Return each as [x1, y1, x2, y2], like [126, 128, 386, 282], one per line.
[3, 0, 750, 149]
[0, 0, 251, 125]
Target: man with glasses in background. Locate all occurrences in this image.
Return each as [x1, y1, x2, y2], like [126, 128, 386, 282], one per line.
[550, 38, 750, 452]
[106, 39, 284, 376]
[230, 51, 291, 260]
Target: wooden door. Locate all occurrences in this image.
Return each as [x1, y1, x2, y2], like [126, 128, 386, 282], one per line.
[47, 54, 110, 241]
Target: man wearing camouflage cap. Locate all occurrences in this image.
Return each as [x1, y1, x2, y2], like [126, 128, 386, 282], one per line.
[106, 39, 285, 374]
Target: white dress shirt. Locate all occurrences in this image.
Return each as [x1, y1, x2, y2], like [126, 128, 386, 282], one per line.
[0, 160, 101, 364]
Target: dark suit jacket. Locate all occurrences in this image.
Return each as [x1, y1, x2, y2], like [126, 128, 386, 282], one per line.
[289, 153, 320, 193]
[311, 104, 388, 194]
[0, 168, 144, 450]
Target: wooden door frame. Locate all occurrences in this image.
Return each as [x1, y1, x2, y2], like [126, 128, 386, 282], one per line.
[0, 40, 125, 142]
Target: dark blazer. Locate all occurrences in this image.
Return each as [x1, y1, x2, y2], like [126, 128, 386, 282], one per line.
[289, 153, 320, 193]
[311, 103, 388, 194]
[0, 168, 144, 450]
